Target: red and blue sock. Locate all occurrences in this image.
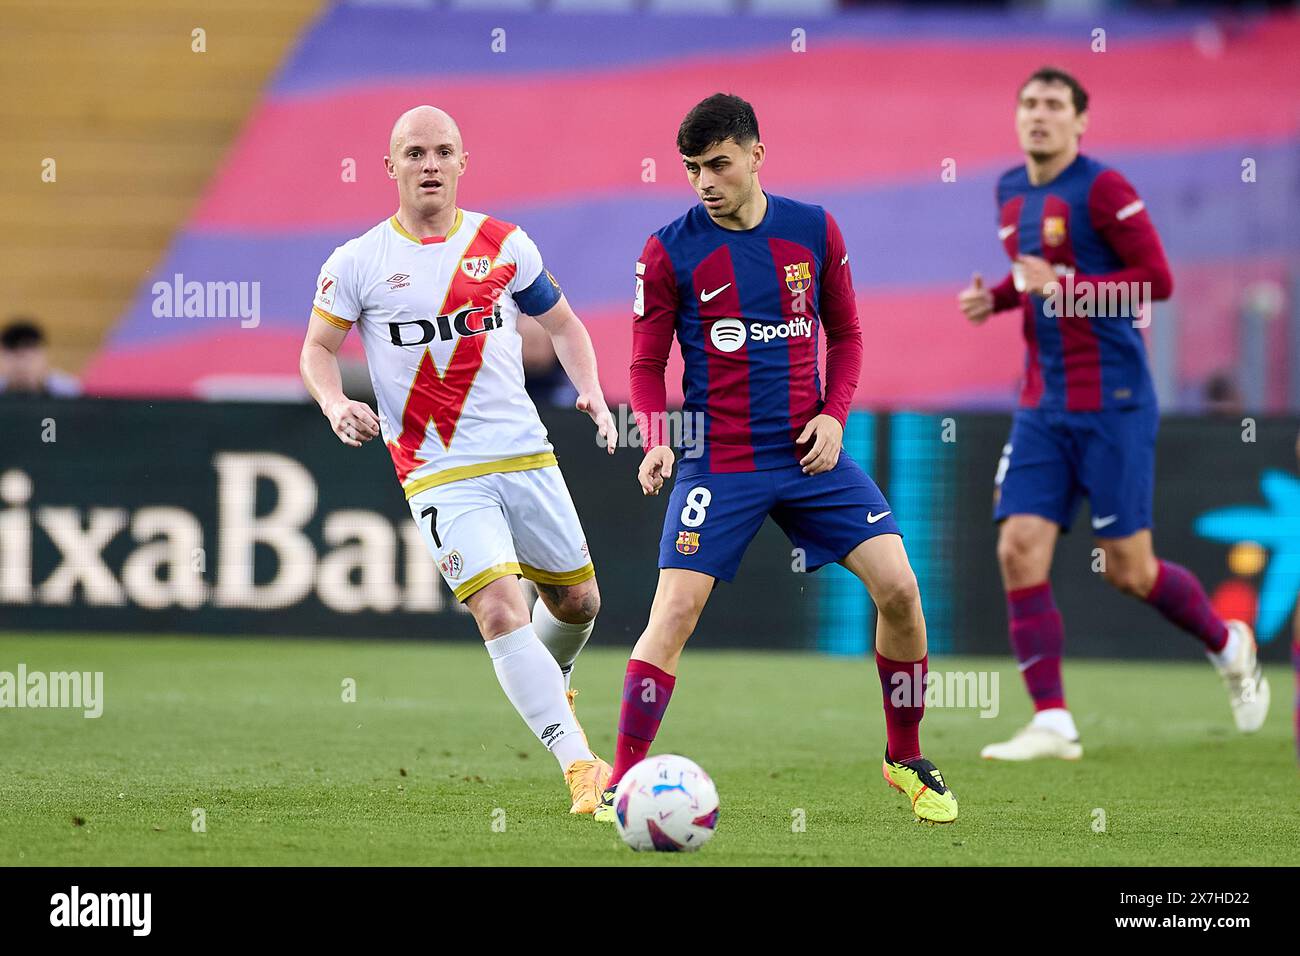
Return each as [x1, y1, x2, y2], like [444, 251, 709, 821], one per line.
[1007, 582, 1066, 711]
[1144, 560, 1229, 653]
[608, 659, 676, 788]
[876, 651, 926, 763]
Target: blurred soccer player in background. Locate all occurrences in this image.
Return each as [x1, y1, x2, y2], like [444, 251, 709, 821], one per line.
[595, 94, 958, 824]
[299, 106, 617, 812]
[958, 68, 1270, 760]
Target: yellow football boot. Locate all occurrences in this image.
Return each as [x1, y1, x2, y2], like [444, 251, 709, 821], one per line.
[882, 749, 959, 824]
[592, 784, 619, 823]
[565, 758, 611, 814]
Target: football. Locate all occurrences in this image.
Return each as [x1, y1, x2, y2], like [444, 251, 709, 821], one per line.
[613, 754, 720, 852]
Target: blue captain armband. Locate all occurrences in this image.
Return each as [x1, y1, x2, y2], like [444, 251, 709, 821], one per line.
[514, 269, 563, 316]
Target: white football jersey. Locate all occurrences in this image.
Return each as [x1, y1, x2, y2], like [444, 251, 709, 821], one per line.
[312, 210, 563, 498]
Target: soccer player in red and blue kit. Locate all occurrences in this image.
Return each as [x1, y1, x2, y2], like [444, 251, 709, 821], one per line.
[593, 94, 958, 824]
[959, 68, 1271, 760]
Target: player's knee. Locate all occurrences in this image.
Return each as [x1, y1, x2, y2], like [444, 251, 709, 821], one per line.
[661, 605, 702, 641]
[476, 612, 526, 641]
[997, 528, 1044, 584]
[650, 595, 706, 644]
[537, 579, 600, 625]
[470, 596, 529, 640]
[561, 579, 600, 625]
[874, 572, 921, 624]
[1102, 559, 1154, 597]
[996, 533, 1025, 571]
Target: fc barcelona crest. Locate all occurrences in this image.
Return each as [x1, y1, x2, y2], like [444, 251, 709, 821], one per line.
[1042, 216, 1067, 248]
[784, 261, 812, 294]
[675, 531, 700, 556]
[460, 255, 492, 280]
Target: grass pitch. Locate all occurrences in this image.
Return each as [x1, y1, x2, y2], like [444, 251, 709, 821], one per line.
[0, 633, 1295, 866]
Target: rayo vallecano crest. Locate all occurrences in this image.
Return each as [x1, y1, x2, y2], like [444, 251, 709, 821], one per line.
[460, 256, 492, 280]
[439, 550, 464, 580]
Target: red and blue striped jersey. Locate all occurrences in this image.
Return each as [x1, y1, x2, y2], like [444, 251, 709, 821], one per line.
[629, 193, 863, 475]
[990, 153, 1173, 411]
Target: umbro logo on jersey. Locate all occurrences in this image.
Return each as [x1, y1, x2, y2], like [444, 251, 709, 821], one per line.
[386, 273, 411, 291]
[700, 283, 731, 303]
[388, 304, 503, 346]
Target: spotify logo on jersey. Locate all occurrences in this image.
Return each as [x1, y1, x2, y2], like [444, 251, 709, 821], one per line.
[710, 316, 814, 353]
[710, 318, 746, 353]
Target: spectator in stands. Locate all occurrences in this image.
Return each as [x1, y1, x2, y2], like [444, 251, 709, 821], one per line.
[517, 311, 577, 408]
[0, 318, 82, 397]
[1202, 370, 1241, 417]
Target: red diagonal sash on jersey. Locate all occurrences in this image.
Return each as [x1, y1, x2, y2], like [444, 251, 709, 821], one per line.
[388, 217, 518, 483]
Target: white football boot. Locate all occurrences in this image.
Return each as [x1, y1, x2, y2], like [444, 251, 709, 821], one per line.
[981, 710, 1083, 761]
[1213, 620, 1270, 733]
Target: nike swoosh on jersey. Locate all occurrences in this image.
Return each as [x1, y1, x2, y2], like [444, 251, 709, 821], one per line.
[867, 510, 892, 524]
[1091, 514, 1119, 529]
[998, 224, 1017, 240]
[700, 283, 731, 302]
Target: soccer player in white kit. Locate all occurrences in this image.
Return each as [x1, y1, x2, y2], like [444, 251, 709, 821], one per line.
[299, 106, 617, 813]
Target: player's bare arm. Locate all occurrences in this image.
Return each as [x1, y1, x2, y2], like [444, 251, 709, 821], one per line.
[299, 313, 380, 448]
[530, 293, 615, 454]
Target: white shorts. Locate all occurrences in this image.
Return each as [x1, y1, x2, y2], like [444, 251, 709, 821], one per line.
[408, 464, 594, 602]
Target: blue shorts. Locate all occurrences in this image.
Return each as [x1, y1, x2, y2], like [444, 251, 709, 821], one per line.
[993, 405, 1158, 537]
[658, 454, 901, 582]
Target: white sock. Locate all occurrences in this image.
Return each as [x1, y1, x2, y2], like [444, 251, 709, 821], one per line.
[485, 624, 592, 769]
[1031, 707, 1079, 741]
[531, 596, 594, 690]
[1209, 624, 1241, 670]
